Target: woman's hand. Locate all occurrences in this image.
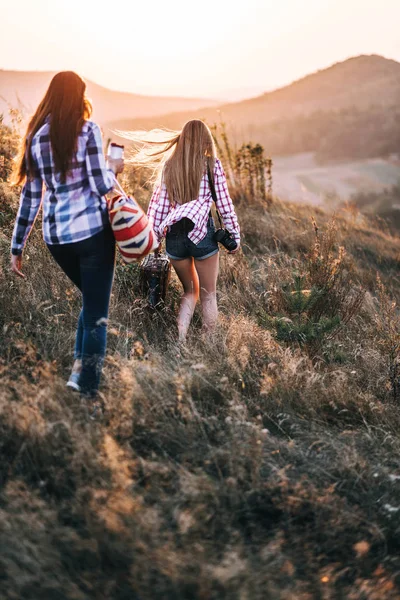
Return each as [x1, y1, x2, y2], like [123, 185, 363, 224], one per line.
[228, 244, 240, 255]
[108, 157, 124, 175]
[11, 254, 25, 278]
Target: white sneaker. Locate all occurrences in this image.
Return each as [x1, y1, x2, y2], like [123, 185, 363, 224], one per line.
[66, 371, 81, 392]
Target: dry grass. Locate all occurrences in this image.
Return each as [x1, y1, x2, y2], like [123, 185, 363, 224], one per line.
[2, 136, 400, 598]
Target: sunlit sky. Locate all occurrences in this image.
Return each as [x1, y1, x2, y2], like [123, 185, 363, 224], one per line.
[1, 0, 400, 100]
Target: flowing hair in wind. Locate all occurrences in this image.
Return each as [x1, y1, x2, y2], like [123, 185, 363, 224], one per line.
[119, 120, 217, 206]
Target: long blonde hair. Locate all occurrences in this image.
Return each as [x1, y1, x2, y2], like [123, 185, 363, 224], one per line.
[122, 120, 216, 205]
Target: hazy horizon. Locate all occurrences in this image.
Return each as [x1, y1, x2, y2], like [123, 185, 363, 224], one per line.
[1, 52, 398, 103]
[1, 0, 400, 101]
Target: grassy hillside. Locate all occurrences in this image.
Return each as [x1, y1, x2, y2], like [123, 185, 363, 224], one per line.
[112, 55, 400, 162]
[1, 122, 400, 598]
[0, 70, 217, 127]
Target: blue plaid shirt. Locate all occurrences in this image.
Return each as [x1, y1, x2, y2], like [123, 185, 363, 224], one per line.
[11, 119, 114, 255]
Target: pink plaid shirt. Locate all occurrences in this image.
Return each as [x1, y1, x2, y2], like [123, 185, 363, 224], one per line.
[147, 158, 240, 245]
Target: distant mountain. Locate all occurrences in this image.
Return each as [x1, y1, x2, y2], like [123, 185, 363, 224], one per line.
[2, 57, 400, 164]
[216, 85, 269, 103]
[110, 55, 400, 162]
[0, 70, 217, 127]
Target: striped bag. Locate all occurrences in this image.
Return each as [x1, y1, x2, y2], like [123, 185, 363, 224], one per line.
[108, 179, 158, 263]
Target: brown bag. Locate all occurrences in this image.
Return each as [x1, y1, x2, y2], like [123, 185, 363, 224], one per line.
[139, 251, 171, 308]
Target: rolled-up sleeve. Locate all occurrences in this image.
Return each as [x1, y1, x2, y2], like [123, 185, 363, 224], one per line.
[214, 159, 240, 243]
[11, 167, 43, 256]
[85, 123, 115, 197]
[147, 182, 171, 242]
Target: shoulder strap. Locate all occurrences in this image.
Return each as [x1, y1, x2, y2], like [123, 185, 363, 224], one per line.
[112, 175, 129, 199]
[207, 163, 223, 228]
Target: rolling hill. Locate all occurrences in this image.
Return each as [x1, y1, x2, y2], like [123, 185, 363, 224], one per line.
[110, 54, 400, 161]
[2, 57, 400, 203]
[0, 70, 217, 126]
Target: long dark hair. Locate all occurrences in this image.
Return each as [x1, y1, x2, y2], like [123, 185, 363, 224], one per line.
[13, 71, 92, 185]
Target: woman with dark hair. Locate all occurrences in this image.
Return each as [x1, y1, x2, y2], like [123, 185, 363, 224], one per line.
[10, 71, 123, 400]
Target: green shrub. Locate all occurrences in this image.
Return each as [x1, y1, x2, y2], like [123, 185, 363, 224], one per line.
[268, 218, 364, 350]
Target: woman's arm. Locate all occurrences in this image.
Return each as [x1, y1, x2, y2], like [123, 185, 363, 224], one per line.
[214, 159, 241, 244]
[85, 123, 118, 197]
[11, 168, 43, 258]
[147, 181, 171, 242]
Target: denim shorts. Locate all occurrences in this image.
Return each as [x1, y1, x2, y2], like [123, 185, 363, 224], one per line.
[166, 217, 219, 261]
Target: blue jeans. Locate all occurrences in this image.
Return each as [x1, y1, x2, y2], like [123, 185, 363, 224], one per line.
[47, 227, 116, 395]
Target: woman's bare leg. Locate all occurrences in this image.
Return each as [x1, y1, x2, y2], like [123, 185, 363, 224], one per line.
[170, 258, 200, 341]
[194, 253, 219, 333]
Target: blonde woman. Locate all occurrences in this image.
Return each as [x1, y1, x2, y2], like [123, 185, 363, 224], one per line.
[134, 119, 240, 341]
